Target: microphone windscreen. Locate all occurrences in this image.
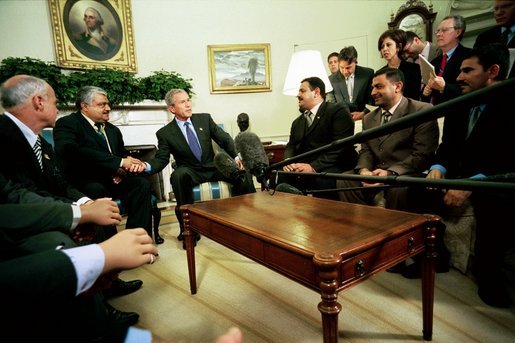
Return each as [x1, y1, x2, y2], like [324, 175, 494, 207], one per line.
[214, 152, 240, 179]
[275, 183, 304, 195]
[234, 131, 269, 171]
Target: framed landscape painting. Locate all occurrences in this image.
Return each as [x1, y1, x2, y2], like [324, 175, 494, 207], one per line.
[208, 43, 272, 94]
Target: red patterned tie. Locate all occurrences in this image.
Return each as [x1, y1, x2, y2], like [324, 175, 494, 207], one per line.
[438, 54, 448, 76]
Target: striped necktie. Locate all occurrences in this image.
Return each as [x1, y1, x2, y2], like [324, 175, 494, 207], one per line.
[382, 111, 392, 125]
[33, 135, 43, 170]
[304, 110, 313, 127]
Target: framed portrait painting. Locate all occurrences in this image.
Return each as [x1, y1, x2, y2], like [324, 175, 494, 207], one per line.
[208, 44, 272, 94]
[48, 0, 137, 72]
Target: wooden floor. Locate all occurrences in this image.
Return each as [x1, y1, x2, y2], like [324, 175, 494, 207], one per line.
[112, 211, 515, 342]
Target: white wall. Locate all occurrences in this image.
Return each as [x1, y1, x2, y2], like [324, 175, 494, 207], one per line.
[0, 0, 451, 140]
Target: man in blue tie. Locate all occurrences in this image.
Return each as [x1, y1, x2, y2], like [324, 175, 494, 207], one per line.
[426, 43, 514, 307]
[146, 89, 255, 245]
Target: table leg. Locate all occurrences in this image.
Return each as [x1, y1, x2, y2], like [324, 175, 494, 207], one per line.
[422, 224, 438, 341]
[314, 253, 342, 343]
[183, 211, 197, 294]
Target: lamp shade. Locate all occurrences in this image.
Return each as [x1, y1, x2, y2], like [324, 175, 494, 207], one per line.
[282, 50, 333, 96]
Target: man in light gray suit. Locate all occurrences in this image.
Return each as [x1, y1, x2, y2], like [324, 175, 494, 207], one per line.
[328, 46, 374, 121]
[336, 68, 439, 210]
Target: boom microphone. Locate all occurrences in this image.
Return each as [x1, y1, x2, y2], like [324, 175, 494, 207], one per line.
[214, 152, 245, 181]
[234, 131, 270, 189]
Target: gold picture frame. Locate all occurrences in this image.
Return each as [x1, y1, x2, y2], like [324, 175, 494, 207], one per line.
[208, 43, 272, 94]
[48, 0, 137, 72]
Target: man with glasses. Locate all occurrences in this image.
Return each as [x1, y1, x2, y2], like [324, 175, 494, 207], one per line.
[422, 15, 471, 105]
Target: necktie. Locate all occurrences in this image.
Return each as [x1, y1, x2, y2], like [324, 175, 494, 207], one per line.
[33, 135, 43, 170]
[501, 28, 511, 45]
[382, 111, 392, 125]
[346, 76, 354, 102]
[304, 110, 313, 127]
[185, 122, 202, 161]
[438, 54, 448, 76]
[95, 123, 107, 142]
[467, 106, 482, 137]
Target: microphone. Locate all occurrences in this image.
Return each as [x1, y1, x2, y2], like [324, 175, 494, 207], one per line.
[234, 131, 270, 189]
[214, 152, 245, 181]
[274, 183, 304, 195]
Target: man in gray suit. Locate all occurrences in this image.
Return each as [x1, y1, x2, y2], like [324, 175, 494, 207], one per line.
[337, 68, 439, 210]
[328, 46, 374, 121]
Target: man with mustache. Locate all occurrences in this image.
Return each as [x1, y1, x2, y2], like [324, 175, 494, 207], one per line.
[426, 44, 514, 307]
[280, 76, 357, 199]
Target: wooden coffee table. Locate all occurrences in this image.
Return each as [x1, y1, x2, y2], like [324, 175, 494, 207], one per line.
[182, 192, 442, 343]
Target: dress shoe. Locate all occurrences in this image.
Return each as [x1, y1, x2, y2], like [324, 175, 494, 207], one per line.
[154, 233, 164, 244]
[177, 233, 184, 241]
[104, 301, 139, 326]
[477, 283, 511, 308]
[386, 262, 405, 274]
[182, 233, 201, 250]
[104, 278, 143, 298]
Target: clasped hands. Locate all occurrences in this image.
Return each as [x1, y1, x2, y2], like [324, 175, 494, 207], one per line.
[359, 168, 390, 187]
[283, 163, 315, 173]
[113, 157, 146, 184]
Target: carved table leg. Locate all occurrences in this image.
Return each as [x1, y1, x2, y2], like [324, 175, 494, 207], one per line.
[314, 253, 342, 343]
[422, 222, 438, 341]
[183, 210, 197, 294]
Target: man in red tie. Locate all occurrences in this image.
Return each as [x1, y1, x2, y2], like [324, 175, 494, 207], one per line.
[422, 15, 471, 105]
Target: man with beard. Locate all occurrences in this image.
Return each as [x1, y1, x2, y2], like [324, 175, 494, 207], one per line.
[426, 44, 514, 307]
[279, 76, 357, 200]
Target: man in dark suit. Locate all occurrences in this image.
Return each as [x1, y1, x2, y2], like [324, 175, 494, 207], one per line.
[426, 44, 515, 307]
[337, 68, 439, 210]
[423, 15, 471, 104]
[146, 89, 255, 243]
[0, 75, 143, 318]
[280, 76, 357, 200]
[328, 46, 374, 121]
[474, 0, 515, 78]
[403, 31, 441, 64]
[53, 86, 159, 243]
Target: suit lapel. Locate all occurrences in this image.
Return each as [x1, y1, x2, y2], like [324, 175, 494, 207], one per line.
[353, 68, 366, 101]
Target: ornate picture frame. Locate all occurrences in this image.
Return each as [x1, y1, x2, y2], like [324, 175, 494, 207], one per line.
[388, 0, 437, 43]
[48, 0, 137, 72]
[207, 43, 272, 94]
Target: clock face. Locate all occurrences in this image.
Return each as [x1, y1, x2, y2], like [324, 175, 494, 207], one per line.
[400, 14, 426, 41]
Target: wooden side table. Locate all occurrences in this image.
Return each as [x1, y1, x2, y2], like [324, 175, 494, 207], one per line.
[263, 143, 286, 164]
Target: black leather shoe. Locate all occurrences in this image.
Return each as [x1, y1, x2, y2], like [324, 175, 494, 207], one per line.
[478, 285, 511, 308]
[154, 233, 164, 244]
[386, 262, 405, 274]
[182, 233, 201, 250]
[105, 301, 139, 326]
[177, 233, 184, 241]
[104, 278, 143, 298]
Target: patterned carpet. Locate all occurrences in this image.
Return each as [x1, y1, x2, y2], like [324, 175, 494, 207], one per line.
[112, 212, 515, 342]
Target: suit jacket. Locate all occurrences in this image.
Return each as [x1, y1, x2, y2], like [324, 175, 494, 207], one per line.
[0, 114, 85, 202]
[426, 43, 471, 104]
[426, 42, 441, 62]
[380, 60, 422, 100]
[435, 95, 515, 179]
[357, 97, 439, 175]
[54, 111, 128, 186]
[474, 26, 515, 78]
[285, 101, 357, 172]
[329, 65, 374, 113]
[150, 113, 236, 173]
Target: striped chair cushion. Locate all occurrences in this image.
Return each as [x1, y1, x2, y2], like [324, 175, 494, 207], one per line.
[192, 181, 232, 202]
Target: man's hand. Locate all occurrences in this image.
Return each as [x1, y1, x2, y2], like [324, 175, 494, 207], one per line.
[443, 189, 471, 207]
[80, 197, 122, 226]
[359, 168, 384, 187]
[351, 111, 365, 121]
[99, 228, 158, 274]
[235, 159, 245, 170]
[283, 163, 314, 173]
[122, 156, 146, 173]
[426, 76, 446, 92]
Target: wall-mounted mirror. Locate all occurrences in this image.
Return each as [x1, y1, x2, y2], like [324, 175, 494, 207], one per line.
[388, 0, 437, 42]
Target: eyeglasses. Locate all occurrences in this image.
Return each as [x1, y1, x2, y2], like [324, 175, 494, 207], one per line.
[435, 27, 455, 34]
[92, 102, 110, 108]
